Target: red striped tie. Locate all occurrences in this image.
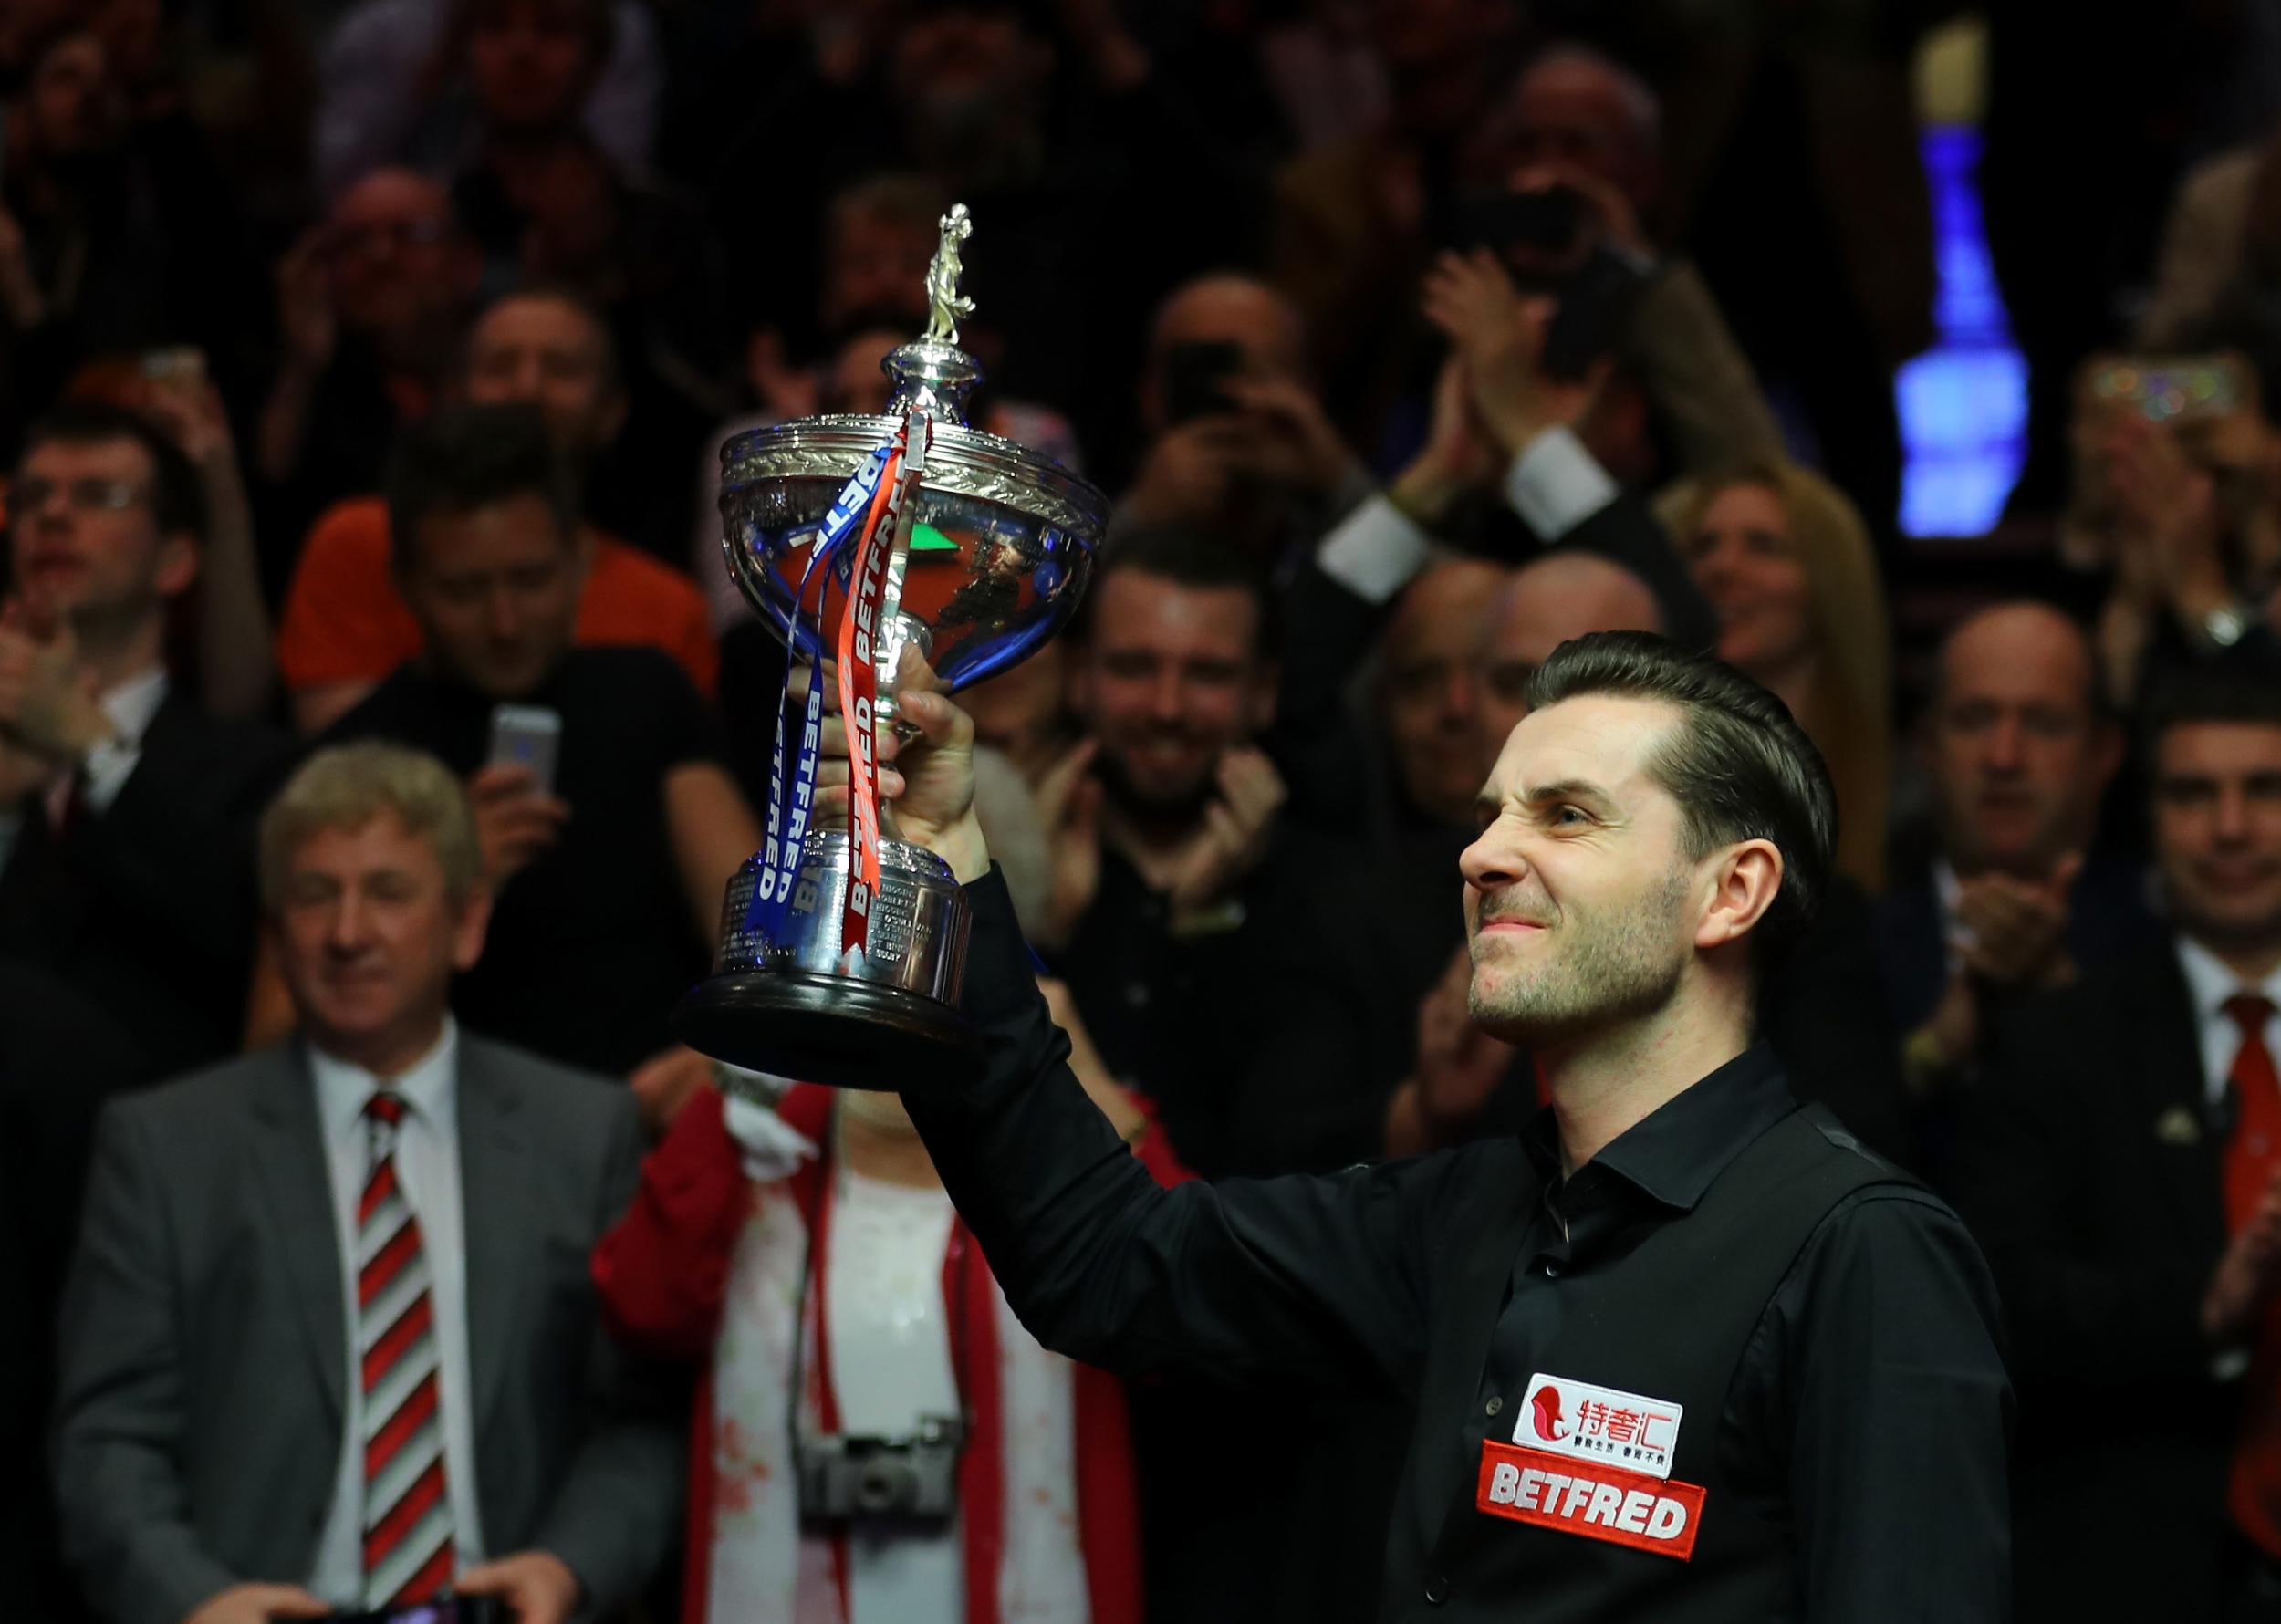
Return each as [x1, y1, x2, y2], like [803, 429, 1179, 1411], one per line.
[358, 1090, 454, 1606]
[2224, 995, 2281, 1558]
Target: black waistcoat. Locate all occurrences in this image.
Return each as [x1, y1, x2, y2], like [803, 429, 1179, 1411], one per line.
[1377, 1105, 1897, 1623]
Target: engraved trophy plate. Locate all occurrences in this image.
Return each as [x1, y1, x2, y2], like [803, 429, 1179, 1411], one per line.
[673, 205, 1103, 1089]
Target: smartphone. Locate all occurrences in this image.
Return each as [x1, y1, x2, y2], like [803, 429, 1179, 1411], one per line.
[1541, 245, 1651, 381]
[2081, 354, 2250, 424]
[486, 703, 562, 795]
[1163, 339, 1243, 424]
[1451, 186, 1587, 256]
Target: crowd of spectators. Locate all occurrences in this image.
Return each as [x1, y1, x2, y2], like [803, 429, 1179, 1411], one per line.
[7, 1, 2281, 1621]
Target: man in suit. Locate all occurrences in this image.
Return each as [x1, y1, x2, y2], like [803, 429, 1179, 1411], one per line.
[0, 399, 294, 1078]
[1950, 663, 2281, 1619]
[1879, 601, 2151, 1102]
[0, 963, 146, 1624]
[55, 742, 680, 1624]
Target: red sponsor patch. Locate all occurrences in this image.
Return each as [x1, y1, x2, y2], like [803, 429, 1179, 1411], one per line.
[1474, 1439, 1705, 1561]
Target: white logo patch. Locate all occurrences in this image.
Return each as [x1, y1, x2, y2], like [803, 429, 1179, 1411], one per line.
[1512, 1372, 1683, 1480]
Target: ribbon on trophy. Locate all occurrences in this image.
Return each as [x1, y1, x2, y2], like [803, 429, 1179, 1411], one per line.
[743, 404, 934, 969]
[837, 406, 931, 963]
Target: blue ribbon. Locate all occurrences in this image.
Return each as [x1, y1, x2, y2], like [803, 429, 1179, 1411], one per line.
[744, 440, 895, 942]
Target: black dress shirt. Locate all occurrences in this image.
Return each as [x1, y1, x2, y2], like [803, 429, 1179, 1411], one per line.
[907, 868, 2015, 1623]
[1491, 1051, 2012, 1619]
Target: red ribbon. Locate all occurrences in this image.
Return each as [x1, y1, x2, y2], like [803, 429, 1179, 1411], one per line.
[834, 435, 905, 962]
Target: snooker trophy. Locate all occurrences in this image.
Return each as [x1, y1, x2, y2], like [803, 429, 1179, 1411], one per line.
[673, 204, 1106, 1089]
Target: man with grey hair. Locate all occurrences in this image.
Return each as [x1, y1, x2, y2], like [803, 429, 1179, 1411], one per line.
[825, 631, 2009, 1621]
[55, 741, 681, 1624]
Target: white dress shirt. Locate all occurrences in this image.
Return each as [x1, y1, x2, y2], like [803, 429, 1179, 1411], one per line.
[2176, 935, 2281, 1106]
[307, 1020, 488, 1603]
[1312, 426, 1620, 608]
[0, 663, 169, 877]
[828, 1166, 963, 1624]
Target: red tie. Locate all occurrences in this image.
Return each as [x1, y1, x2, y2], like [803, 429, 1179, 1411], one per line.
[357, 1091, 455, 1605]
[2223, 994, 2281, 1556]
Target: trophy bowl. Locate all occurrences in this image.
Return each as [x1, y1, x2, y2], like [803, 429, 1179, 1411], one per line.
[672, 309, 1108, 1090]
[716, 411, 1104, 703]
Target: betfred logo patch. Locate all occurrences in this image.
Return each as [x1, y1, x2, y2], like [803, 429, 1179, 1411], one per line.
[1515, 1372, 1682, 1478]
[1476, 1439, 1704, 1561]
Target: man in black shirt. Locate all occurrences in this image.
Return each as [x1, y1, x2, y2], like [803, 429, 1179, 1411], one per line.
[834, 630, 2011, 1621]
[326, 402, 757, 1086]
[1037, 524, 1338, 1180]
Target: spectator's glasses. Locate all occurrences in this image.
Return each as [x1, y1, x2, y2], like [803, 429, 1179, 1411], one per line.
[329, 219, 451, 257]
[10, 476, 149, 515]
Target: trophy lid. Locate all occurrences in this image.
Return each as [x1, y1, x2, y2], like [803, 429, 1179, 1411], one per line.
[884, 203, 985, 423]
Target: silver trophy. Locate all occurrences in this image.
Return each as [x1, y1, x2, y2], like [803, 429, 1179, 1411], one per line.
[674, 204, 1106, 1089]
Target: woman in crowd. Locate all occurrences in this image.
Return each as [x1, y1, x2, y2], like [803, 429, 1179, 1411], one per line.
[590, 754, 1185, 1624]
[1660, 458, 1895, 892]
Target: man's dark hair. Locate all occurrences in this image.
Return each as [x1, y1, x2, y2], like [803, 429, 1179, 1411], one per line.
[2143, 662, 2281, 758]
[1526, 630, 1837, 971]
[385, 403, 579, 574]
[1081, 525, 1278, 654]
[19, 401, 206, 544]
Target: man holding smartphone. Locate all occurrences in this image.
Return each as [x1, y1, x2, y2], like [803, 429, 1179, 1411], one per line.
[317, 403, 759, 1093]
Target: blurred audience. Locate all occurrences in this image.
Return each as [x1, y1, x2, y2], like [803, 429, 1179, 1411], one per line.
[1880, 603, 2150, 1101]
[317, 0, 662, 203]
[441, 0, 733, 559]
[54, 742, 681, 1624]
[0, 20, 262, 460]
[314, 403, 755, 1081]
[1035, 526, 1297, 1175]
[278, 286, 714, 733]
[255, 166, 480, 598]
[1370, 556, 1507, 835]
[0, 401, 291, 1079]
[1661, 459, 1893, 891]
[1950, 667, 2281, 1620]
[1119, 272, 1368, 566]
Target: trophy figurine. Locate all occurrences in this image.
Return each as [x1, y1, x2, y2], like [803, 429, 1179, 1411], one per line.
[673, 204, 1106, 1088]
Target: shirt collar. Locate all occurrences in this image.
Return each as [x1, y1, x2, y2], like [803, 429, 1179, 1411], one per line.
[1521, 1043, 1797, 1212]
[2175, 934, 2281, 1022]
[309, 1016, 460, 1144]
[100, 665, 169, 745]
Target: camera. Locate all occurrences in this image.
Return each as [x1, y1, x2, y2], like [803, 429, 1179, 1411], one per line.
[797, 1415, 965, 1521]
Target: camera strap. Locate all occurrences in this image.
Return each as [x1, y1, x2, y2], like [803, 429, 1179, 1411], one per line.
[788, 1138, 982, 1461]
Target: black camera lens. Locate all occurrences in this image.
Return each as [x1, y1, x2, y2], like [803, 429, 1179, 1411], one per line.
[855, 1458, 913, 1514]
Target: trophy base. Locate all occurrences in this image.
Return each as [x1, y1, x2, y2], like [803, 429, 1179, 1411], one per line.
[677, 830, 981, 1090]
[672, 971, 983, 1091]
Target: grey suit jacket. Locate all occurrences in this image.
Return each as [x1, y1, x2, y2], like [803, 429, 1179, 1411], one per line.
[52, 1034, 682, 1624]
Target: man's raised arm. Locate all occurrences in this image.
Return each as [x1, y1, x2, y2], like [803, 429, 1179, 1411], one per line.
[828, 675, 1446, 1398]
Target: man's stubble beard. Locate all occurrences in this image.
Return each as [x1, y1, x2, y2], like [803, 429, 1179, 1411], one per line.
[1094, 738, 1219, 835]
[1468, 867, 1693, 1046]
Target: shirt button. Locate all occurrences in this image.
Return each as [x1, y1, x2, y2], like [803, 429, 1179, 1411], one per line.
[1543, 1262, 1560, 1277]
[1484, 1395, 1503, 1417]
[1424, 1576, 1450, 1605]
